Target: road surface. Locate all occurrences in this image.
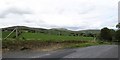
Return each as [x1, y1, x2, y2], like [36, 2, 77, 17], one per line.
[2, 45, 118, 60]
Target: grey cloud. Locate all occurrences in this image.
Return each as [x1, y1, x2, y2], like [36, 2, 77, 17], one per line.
[65, 25, 89, 31]
[0, 7, 31, 18]
[58, 4, 95, 15]
[24, 19, 45, 24]
[78, 7, 95, 14]
[24, 20, 33, 23]
[38, 23, 56, 28]
[66, 27, 80, 30]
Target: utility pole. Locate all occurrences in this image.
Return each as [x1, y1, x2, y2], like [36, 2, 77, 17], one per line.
[59, 32, 61, 36]
[16, 27, 18, 39]
[93, 34, 96, 42]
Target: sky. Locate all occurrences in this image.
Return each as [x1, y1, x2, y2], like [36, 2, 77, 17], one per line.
[0, 0, 119, 31]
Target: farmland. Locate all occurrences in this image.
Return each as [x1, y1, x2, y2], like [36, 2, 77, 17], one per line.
[2, 26, 110, 52]
[2, 31, 94, 42]
[2, 26, 99, 41]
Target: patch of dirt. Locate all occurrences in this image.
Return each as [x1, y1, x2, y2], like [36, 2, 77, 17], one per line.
[2, 40, 88, 52]
[33, 44, 64, 52]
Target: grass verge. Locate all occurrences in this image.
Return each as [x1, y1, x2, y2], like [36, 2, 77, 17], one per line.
[2, 39, 112, 52]
[64, 41, 112, 48]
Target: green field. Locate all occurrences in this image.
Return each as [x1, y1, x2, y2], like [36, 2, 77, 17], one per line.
[2, 31, 96, 51]
[2, 26, 113, 51]
[2, 31, 94, 42]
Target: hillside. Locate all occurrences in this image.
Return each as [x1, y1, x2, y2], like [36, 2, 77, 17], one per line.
[2, 26, 100, 40]
[2, 26, 100, 33]
[80, 30, 100, 34]
[2, 26, 104, 51]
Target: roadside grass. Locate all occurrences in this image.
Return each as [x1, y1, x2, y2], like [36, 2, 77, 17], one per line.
[2, 39, 112, 52]
[64, 41, 112, 48]
[65, 43, 99, 48]
[2, 32, 112, 52]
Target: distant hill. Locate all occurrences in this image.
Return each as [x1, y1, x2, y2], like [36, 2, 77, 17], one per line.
[2, 26, 100, 36]
[79, 30, 100, 34]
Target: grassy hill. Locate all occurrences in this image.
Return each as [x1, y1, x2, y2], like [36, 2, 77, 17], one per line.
[2, 26, 111, 51]
[79, 30, 100, 34]
[2, 26, 99, 41]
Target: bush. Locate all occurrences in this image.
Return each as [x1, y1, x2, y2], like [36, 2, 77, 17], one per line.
[115, 30, 120, 41]
[100, 27, 112, 41]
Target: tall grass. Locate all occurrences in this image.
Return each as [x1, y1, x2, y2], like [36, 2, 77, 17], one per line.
[2, 32, 94, 42]
[21, 32, 93, 41]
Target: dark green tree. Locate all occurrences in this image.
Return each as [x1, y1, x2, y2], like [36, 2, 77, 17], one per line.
[116, 23, 120, 29]
[110, 29, 116, 40]
[100, 27, 112, 41]
[115, 23, 120, 41]
[86, 33, 94, 37]
[115, 30, 120, 41]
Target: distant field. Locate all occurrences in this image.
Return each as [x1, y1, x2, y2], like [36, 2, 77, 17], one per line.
[2, 26, 109, 51]
[2, 31, 95, 51]
[2, 31, 94, 42]
[2, 31, 15, 38]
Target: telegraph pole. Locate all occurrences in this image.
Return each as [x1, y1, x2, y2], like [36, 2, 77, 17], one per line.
[93, 34, 96, 42]
[16, 27, 18, 39]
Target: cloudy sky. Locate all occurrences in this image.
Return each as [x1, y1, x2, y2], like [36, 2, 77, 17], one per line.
[0, 0, 119, 31]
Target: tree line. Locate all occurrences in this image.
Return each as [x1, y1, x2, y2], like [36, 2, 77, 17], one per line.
[99, 23, 120, 42]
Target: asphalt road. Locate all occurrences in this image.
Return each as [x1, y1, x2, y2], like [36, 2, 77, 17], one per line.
[2, 45, 118, 60]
